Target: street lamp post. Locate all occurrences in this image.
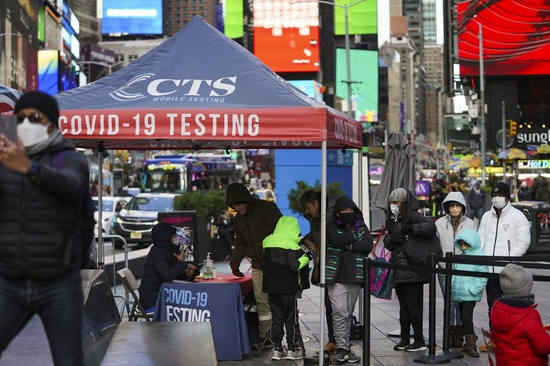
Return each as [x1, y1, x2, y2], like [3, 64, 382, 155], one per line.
[478, 22, 486, 187]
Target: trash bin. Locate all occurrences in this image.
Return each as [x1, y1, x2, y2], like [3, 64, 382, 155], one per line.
[511, 201, 550, 252]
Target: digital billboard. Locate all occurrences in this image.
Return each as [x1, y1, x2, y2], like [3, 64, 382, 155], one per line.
[222, 0, 244, 39]
[287, 80, 323, 101]
[335, 48, 379, 122]
[38, 50, 59, 95]
[457, 0, 550, 76]
[334, 0, 377, 36]
[253, 0, 320, 73]
[101, 0, 163, 36]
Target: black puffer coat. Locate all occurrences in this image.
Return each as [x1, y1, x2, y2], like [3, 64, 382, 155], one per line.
[383, 188, 437, 284]
[0, 139, 89, 281]
[139, 222, 188, 310]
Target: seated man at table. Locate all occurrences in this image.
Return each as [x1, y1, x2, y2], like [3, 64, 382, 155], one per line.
[263, 216, 311, 361]
[139, 222, 196, 312]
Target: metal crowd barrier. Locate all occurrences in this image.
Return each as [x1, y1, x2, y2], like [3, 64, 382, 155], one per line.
[95, 234, 129, 294]
[364, 251, 550, 365]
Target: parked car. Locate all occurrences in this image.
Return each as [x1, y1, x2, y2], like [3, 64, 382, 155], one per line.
[93, 196, 131, 235]
[252, 188, 276, 203]
[112, 193, 178, 249]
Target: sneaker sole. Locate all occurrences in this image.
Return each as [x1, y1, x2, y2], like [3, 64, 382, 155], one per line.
[406, 346, 427, 352]
[393, 345, 409, 350]
[286, 356, 303, 360]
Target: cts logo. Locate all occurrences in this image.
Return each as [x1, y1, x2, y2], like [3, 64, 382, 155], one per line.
[109, 73, 154, 101]
[109, 73, 238, 102]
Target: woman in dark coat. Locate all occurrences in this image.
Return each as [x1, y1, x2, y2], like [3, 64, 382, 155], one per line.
[383, 188, 438, 352]
[139, 222, 195, 311]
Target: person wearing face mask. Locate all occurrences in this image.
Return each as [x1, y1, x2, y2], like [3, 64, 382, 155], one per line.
[139, 222, 196, 312]
[435, 192, 477, 349]
[477, 182, 530, 351]
[0, 91, 90, 366]
[325, 196, 373, 364]
[517, 181, 531, 201]
[383, 188, 437, 353]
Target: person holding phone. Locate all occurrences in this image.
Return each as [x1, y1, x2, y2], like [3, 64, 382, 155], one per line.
[0, 91, 90, 366]
[139, 222, 196, 312]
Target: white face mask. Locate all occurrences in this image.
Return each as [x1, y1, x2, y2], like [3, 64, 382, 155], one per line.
[390, 204, 399, 216]
[17, 118, 50, 147]
[492, 196, 507, 209]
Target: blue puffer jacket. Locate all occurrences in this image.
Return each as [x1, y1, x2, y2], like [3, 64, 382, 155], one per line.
[451, 229, 489, 303]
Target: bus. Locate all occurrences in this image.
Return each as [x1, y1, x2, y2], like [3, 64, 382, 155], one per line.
[140, 153, 239, 193]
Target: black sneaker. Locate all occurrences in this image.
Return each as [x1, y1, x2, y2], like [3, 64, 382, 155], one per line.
[346, 350, 360, 363]
[405, 341, 427, 352]
[393, 338, 410, 350]
[330, 348, 349, 364]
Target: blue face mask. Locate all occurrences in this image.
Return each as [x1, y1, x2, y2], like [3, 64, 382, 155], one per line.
[390, 204, 399, 216]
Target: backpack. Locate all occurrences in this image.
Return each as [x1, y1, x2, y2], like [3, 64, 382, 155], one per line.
[51, 148, 97, 269]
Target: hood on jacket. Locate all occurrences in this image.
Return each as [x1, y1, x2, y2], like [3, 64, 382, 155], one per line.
[442, 191, 467, 215]
[152, 222, 177, 251]
[332, 196, 364, 223]
[454, 228, 481, 252]
[226, 183, 254, 206]
[263, 216, 301, 250]
[492, 299, 537, 333]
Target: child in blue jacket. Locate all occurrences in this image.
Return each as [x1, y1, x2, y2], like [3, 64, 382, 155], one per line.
[451, 228, 489, 357]
[263, 216, 311, 361]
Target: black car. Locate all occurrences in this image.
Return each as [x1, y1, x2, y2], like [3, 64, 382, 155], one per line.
[112, 193, 178, 249]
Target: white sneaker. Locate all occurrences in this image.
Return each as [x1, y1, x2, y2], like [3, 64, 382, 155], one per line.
[286, 349, 303, 360]
[272, 346, 287, 361]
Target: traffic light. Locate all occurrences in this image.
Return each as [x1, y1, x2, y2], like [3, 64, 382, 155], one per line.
[508, 120, 517, 136]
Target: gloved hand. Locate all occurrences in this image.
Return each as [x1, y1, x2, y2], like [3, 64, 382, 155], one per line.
[400, 223, 413, 233]
[390, 232, 407, 244]
[230, 261, 245, 277]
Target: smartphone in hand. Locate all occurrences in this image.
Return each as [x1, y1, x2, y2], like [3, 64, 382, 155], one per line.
[0, 115, 17, 143]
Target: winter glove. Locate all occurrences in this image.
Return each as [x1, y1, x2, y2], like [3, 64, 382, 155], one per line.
[230, 261, 245, 277]
[390, 232, 407, 245]
[400, 223, 413, 233]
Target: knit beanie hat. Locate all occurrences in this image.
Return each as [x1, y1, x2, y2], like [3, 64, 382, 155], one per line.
[14, 90, 59, 126]
[500, 263, 533, 297]
[389, 188, 408, 202]
[491, 182, 510, 199]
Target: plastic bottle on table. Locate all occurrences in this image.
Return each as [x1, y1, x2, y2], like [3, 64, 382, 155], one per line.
[203, 252, 214, 280]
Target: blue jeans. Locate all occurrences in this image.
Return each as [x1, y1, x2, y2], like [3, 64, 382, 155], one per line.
[0, 270, 84, 366]
[468, 207, 484, 221]
[437, 274, 461, 326]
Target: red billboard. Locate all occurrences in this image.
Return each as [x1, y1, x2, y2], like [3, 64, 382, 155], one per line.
[253, 0, 320, 73]
[457, 0, 550, 77]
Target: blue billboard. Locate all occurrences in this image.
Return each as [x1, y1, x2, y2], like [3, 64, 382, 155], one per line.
[101, 0, 163, 35]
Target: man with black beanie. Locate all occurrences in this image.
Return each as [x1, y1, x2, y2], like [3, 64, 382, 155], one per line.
[0, 90, 89, 365]
[477, 182, 530, 351]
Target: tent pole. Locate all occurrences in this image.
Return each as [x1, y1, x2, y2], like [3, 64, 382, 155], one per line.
[97, 142, 105, 269]
[319, 140, 327, 366]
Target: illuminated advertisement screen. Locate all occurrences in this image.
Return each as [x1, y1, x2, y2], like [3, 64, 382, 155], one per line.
[287, 80, 323, 101]
[38, 50, 59, 95]
[253, 0, 320, 73]
[457, 0, 550, 76]
[223, 0, 243, 39]
[334, 0, 377, 36]
[335, 48, 379, 122]
[101, 0, 163, 35]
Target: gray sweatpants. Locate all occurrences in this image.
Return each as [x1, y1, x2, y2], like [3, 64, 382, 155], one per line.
[327, 282, 361, 350]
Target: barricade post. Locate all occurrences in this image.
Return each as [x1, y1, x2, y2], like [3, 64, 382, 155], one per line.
[413, 253, 450, 364]
[439, 252, 463, 359]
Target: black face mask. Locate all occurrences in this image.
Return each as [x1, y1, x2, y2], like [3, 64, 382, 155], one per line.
[339, 212, 356, 224]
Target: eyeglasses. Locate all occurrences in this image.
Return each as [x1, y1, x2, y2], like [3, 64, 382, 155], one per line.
[16, 112, 45, 124]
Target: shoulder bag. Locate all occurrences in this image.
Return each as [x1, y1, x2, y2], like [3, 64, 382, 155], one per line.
[403, 234, 442, 267]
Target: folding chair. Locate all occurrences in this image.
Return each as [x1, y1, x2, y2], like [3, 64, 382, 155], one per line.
[116, 268, 153, 321]
[481, 327, 496, 366]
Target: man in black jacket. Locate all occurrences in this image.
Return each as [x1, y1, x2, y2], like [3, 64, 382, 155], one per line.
[0, 91, 90, 366]
[226, 182, 282, 350]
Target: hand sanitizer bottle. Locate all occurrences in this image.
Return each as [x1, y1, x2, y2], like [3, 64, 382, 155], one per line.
[203, 252, 214, 279]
